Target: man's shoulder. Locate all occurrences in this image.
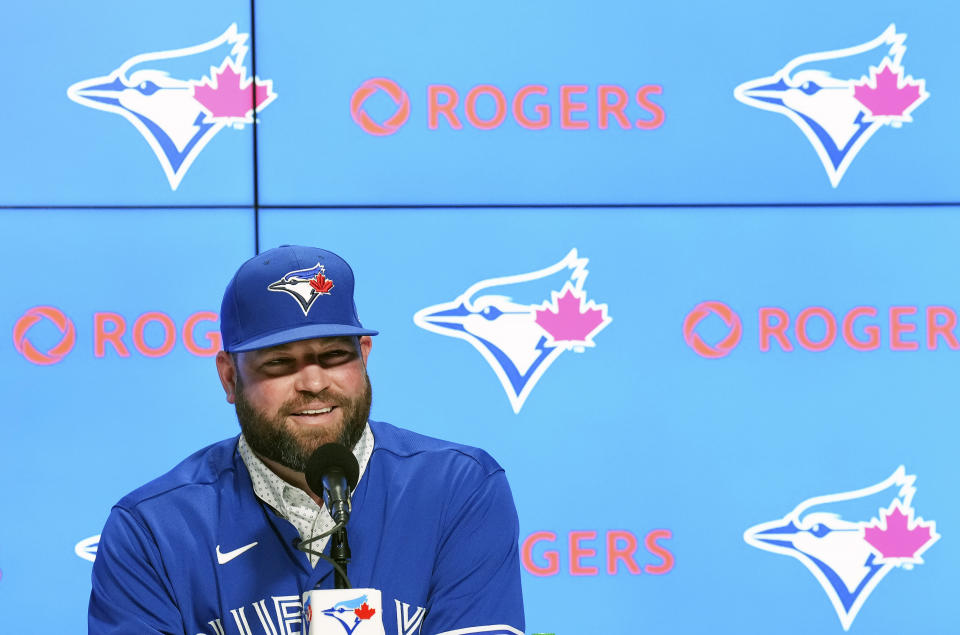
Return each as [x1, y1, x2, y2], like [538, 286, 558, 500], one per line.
[115, 436, 242, 512]
[368, 420, 504, 479]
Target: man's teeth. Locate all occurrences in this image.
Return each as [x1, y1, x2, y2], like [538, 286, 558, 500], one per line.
[295, 408, 333, 415]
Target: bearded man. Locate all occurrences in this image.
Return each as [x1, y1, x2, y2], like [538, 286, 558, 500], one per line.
[88, 245, 525, 635]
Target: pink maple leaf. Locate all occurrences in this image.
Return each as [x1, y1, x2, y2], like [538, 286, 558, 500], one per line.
[535, 286, 609, 345]
[853, 61, 926, 121]
[193, 62, 274, 121]
[863, 501, 938, 563]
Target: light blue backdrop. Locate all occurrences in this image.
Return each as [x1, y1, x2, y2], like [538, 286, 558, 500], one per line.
[0, 1, 956, 633]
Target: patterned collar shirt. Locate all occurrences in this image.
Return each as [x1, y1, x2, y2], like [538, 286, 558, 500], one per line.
[237, 423, 374, 566]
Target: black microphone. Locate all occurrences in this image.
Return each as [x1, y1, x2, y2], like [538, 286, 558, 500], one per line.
[305, 443, 360, 525]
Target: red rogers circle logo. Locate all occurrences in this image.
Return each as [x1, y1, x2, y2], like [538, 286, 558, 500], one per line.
[683, 301, 742, 359]
[350, 78, 411, 136]
[13, 306, 77, 365]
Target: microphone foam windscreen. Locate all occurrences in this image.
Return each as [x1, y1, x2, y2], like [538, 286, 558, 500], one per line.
[305, 443, 361, 494]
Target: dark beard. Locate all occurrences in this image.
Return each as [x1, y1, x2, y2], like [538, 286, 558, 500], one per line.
[235, 374, 372, 472]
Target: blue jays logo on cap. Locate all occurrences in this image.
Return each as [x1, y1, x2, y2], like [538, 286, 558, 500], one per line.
[268, 263, 335, 316]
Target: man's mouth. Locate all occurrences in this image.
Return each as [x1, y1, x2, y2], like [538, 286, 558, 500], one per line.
[289, 406, 336, 421]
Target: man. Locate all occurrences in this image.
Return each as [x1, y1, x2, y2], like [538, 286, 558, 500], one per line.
[89, 245, 525, 635]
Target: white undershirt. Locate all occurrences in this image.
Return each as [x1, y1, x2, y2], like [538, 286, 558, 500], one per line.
[237, 424, 374, 566]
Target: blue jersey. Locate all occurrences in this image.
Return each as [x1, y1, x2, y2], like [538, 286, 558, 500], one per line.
[89, 420, 525, 635]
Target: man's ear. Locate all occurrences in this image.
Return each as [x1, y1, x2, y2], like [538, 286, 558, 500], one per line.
[358, 336, 372, 367]
[215, 350, 238, 404]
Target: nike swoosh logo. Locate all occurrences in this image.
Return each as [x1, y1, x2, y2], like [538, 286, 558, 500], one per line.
[216, 541, 259, 565]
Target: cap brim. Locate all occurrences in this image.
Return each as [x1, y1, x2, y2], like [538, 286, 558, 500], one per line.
[227, 324, 379, 353]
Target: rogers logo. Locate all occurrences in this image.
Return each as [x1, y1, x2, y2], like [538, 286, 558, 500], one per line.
[13, 306, 77, 365]
[350, 78, 411, 136]
[351, 78, 664, 134]
[685, 302, 960, 356]
[12, 309, 220, 362]
[683, 301, 743, 359]
[521, 529, 674, 577]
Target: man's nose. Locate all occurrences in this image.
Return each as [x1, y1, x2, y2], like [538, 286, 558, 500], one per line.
[293, 363, 330, 394]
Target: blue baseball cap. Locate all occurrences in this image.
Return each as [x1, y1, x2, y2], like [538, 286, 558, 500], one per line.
[220, 245, 378, 352]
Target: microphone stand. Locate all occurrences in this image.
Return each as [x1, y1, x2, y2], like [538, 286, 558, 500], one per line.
[331, 526, 351, 589]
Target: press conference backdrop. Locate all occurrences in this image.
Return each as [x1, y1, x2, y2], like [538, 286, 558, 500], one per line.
[0, 1, 955, 633]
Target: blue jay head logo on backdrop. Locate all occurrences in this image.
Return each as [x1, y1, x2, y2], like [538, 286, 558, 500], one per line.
[414, 249, 611, 413]
[67, 24, 277, 190]
[745, 466, 939, 630]
[74, 534, 100, 562]
[268, 263, 336, 316]
[735, 24, 927, 187]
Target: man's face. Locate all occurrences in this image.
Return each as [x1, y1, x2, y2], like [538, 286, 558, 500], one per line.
[217, 336, 373, 472]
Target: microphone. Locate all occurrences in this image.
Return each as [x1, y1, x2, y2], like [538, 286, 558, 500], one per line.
[305, 444, 360, 525]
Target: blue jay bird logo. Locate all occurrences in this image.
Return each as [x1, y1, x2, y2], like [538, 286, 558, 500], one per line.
[74, 534, 100, 562]
[67, 24, 276, 190]
[735, 24, 927, 187]
[268, 264, 334, 316]
[745, 466, 939, 630]
[414, 249, 611, 413]
[318, 594, 375, 635]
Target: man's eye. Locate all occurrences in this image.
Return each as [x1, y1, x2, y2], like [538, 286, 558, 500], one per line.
[320, 350, 354, 364]
[264, 358, 292, 367]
